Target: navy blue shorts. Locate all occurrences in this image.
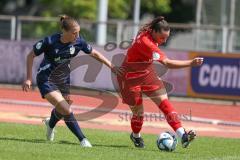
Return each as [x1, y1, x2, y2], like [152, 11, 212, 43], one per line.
[37, 80, 70, 98]
[36, 70, 70, 99]
[36, 67, 70, 98]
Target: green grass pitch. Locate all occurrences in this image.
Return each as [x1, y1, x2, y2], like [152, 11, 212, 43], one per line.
[0, 123, 239, 160]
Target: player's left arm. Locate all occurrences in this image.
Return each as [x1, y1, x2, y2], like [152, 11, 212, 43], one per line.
[90, 49, 113, 69]
[90, 49, 124, 76]
[141, 36, 204, 69]
[80, 37, 123, 76]
[161, 57, 204, 69]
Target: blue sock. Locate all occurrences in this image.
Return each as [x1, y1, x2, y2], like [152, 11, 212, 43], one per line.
[64, 113, 86, 142]
[49, 108, 63, 128]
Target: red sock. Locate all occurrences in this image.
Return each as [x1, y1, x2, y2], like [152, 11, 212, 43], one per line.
[131, 115, 144, 133]
[158, 99, 182, 131]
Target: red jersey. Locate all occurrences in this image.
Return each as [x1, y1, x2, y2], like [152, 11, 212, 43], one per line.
[124, 31, 166, 64]
[118, 32, 166, 105]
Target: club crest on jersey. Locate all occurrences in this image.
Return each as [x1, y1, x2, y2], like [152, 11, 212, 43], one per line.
[87, 44, 92, 51]
[54, 57, 61, 62]
[36, 41, 43, 50]
[70, 46, 75, 55]
[152, 52, 160, 60]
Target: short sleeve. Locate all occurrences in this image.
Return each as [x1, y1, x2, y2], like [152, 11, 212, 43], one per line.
[140, 36, 167, 62]
[33, 37, 49, 56]
[81, 38, 93, 54]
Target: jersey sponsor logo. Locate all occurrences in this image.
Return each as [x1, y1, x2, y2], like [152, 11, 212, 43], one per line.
[36, 41, 43, 50]
[54, 57, 61, 62]
[152, 52, 160, 60]
[70, 46, 75, 55]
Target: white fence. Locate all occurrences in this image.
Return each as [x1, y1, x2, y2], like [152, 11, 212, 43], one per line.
[1, 15, 240, 53]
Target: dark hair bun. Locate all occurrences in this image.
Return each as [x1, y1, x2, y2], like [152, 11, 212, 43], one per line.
[59, 14, 69, 22]
[158, 16, 165, 21]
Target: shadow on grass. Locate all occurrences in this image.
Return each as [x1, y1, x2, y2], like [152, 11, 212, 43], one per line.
[57, 140, 78, 145]
[93, 144, 129, 148]
[0, 137, 78, 146]
[0, 137, 46, 144]
[58, 140, 130, 149]
[0, 137, 185, 154]
[0, 137, 129, 149]
[56, 140, 185, 153]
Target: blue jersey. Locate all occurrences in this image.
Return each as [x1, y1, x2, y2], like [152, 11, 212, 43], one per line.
[33, 33, 93, 97]
[34, 33, 92, 80]
[33, 33, 92, 72]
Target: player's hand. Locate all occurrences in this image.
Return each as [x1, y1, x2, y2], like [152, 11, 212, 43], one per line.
[191, 57, 204, 67]
[22, 79, 32, 92]
[111, 66, 125, 76]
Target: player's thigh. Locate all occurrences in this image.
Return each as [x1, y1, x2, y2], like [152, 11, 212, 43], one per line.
[63, 95, 73, 105]
[44, 91, 72, 114]
[44, 91, 64, 105]
[145, 88, 168, 106]
[142, 72, 168, 105]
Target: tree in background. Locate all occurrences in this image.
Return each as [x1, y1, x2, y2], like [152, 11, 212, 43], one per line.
[108, 0, 171, 19]
[40, 0, 97, 20]
[0, 0, 195, 40]
[36, 0, 173, 41]
[0, 0, 194, 22]
[140, 0, 171, 18]
[39, 0, 172, 20]
[163, 0, 195, 23]
[108, 0, 130, 19]
[0, 0, 9, 13]
[36, 0, 97, 41]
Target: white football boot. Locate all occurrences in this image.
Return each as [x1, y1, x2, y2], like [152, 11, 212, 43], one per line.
[43, 117, 55, 141]
[80, 138, 92, 147]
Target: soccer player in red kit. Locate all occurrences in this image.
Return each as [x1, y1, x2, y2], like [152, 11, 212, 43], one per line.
[117, 16, 203, 148]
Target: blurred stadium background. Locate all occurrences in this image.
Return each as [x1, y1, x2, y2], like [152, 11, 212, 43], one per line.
[0, 0, 239, 159]
[1, 0, 240, 52]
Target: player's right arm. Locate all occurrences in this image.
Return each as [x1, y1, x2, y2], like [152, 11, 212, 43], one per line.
[22, 50, 36, 92]
[22, 38, 48, 92]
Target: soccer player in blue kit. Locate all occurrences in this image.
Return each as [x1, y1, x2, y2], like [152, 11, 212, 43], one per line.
[22, 15, 122, 147]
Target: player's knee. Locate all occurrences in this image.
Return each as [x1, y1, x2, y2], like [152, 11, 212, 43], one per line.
[62, 108, 72, 115]
[131, 107, 144, 117]
[136, 111, 144, 117]
[64, 96, 73, 105]
[56, 100, 72, 115]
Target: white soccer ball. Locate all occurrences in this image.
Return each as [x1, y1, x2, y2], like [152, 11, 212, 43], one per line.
[156, 131, 178, 152]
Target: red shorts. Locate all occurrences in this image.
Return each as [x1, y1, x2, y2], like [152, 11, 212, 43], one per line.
[117, 67, 164, 106]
